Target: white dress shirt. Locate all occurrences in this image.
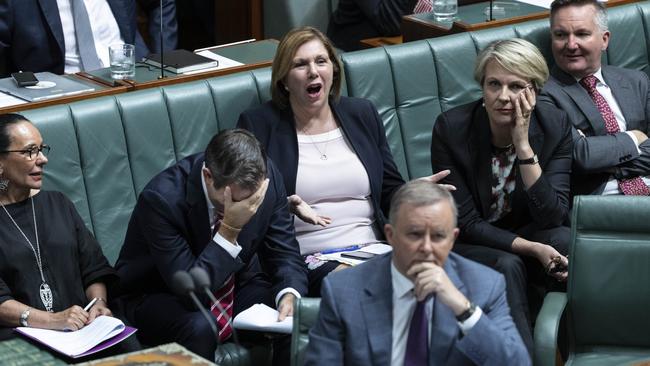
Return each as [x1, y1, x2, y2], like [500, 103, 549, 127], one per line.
[582, 69, 650, 194]
[390, 262, 482, 366]
[200, 167, 300, 305]
[56, 0, 124, 73]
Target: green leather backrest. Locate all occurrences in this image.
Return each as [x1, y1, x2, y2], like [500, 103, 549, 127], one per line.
[568, 196, 650, 348]
[290, 297, 321, 366]
[21, 69, 275, 264]
[341, 2, 650, 180]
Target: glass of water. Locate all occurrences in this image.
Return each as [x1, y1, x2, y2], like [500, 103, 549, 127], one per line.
[433, 0, 458, 20]
[109, 43, 135, 80]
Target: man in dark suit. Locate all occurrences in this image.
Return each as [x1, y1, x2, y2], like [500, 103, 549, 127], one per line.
[115, 129, 308, 360]
[305, 180, 530, 365]
[327, 0, 419, 51]
[540, 0, 650, 196]
[0, 0, 155, 77]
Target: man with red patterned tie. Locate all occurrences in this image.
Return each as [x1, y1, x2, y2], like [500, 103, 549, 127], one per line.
[114, 129, 307, 361]
[304, 180, 529, 365]
[540, 0, 650, 197]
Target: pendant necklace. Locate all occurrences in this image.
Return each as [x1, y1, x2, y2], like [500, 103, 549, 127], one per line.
[302, 124, 332, 161]
[1, 197, 54, 312]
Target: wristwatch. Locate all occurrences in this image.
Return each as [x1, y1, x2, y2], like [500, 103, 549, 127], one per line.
[19, 308, 30, 327]
[518, 154, 539, 165]
[456, 302, 476, 322]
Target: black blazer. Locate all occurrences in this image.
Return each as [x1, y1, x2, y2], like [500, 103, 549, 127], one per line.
[115, 153, 308, 301]
[540, 66, 650, 195]
[431, 100, 573, 252]
[237, 97, 405, 234]
[0, 0, 138, 76]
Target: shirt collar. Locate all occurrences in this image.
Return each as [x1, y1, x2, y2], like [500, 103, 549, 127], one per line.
[391, 260, 414, 299]
[575, 67, 606, 86]
[200, 163, 216, 224]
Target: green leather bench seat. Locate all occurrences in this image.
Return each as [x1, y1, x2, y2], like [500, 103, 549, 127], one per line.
[534, 196, 650, 366]
[11, 2, 650, 365]
[21, 69, 274, 264]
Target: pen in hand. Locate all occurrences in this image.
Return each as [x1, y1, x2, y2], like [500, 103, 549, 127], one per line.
[83, 298, 98, 312]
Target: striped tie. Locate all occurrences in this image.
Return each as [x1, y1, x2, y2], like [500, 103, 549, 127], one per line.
[414, 0, 433, 13]
[210, 212, 235, 342]
[211, 275, 235, 342]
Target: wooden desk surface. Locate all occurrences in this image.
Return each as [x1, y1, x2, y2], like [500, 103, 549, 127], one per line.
[1, 40, 278, 114]
[359, 0, 639, 46]
[80, 40, 278, 92]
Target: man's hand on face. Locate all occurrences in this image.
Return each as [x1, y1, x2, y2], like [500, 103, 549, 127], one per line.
[406, 261, 469, 316]
[222, 179, 269, 230]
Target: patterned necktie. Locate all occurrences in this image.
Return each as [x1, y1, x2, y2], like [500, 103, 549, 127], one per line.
[404, 300, 429, 366]
[71, 0, 102, 71]
[414, 0, 433, 13]
[580, 75, 650, 195]
[210, 212, 235, 342]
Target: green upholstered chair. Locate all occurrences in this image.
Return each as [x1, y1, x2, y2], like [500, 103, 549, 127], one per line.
[534, 196, 650, 366]
[290, 297, 321, 366]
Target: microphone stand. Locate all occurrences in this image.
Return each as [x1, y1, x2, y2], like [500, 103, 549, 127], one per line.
[489, 0, 494, 21]
[158, 0, 165, 79]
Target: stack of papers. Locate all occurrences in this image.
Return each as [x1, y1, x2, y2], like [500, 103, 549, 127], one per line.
[233, 304, 292, 334]
[15, 316, 136, 358]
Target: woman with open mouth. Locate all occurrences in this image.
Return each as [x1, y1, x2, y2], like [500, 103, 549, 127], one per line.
[238, 26, 450, 296]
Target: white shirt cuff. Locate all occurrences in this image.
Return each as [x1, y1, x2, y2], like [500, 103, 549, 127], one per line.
[212, 233, 242, 258]
[457, 306, 483, 335]
[275, 287, 301, 307]
[625, 131, 643, 154]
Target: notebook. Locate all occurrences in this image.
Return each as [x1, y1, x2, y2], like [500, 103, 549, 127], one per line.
[142, 49, 220, 74]
[15, 316, 136, 358]
[0, 72, 95, 102]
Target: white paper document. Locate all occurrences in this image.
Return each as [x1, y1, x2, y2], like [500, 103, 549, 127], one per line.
[16, 316, 125, 357]
[233, 303, 293, 334]
[0, 91, 27, 107]
[514, 0, 552, 9]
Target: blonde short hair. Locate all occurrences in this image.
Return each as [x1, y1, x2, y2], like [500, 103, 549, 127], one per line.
[474, 38, 549, 91]
[271, 27, 343, 109]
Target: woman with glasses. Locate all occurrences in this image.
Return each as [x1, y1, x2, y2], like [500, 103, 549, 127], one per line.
[0, 113, 116, 339]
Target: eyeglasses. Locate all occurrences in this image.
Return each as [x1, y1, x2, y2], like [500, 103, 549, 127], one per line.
[1, 144, 51, 160]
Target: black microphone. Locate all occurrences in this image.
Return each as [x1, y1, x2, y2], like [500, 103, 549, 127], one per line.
[189, 267, 240, 346]
[171, 270, 217, 336]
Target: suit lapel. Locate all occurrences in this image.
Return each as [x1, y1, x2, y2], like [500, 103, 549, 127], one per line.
[38, 0, 65, 55]
[603, 67, 639, 129]
[552, 67, 607, 135]
[429, 258, 464, 365]
[362, 256, 393, 366]
[470, 104, 493, 217]
[269, 107, 299, 195]
[186, 158, 211, 250]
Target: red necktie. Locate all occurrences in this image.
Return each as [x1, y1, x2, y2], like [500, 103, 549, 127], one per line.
[413, 0, 433, 13]
[580, 75, 650, 195]
[210, 214, 235, 342]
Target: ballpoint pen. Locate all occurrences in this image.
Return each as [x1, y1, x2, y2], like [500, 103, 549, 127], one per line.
[83, 298, 98, 312]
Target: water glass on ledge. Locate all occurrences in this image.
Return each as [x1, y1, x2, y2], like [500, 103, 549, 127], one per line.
[433, 0, 458, 20]
[109, 43, 136, 80]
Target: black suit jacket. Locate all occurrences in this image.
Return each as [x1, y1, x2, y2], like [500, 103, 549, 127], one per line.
[540, 66, 650, 195]
[115, 153, 308, 302]
[237, 97, 405, 234]
[0, 0, 138, 77]
[430, 100, 573, 251]
[327, 0, 418, 51]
